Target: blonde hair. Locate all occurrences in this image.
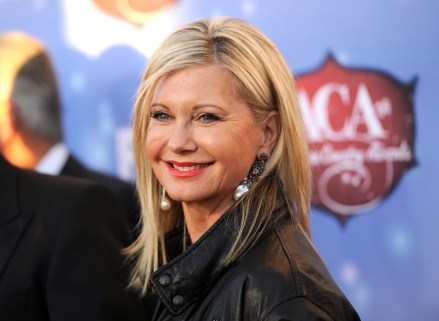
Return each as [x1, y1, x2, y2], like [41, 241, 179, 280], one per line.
[128, 17, 311, 294]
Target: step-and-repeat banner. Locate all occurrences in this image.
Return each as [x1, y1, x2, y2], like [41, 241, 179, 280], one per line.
[1, 1, 438, 320]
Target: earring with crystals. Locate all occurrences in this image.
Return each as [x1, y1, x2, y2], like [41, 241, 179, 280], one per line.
[234, 153, 269, 201]
[160, 186, 171, 211]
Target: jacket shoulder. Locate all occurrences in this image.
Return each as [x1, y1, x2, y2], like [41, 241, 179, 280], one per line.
[227, 220, 359, 321]
[61, 155, 134, 195]
[17, 169, 125, 226]
[61, 156, 137, 221]
[20, 168, 109, 201]
[272, 221, 360, 320]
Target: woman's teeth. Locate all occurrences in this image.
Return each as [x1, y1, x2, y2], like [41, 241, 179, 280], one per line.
[173, 163, 209, 171]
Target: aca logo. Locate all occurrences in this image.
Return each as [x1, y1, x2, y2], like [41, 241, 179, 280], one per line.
[296, 55, 416, 221]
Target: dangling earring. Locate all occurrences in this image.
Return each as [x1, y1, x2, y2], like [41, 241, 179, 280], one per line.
[160, 186, 171, 211]
[234, 153, 269, 201]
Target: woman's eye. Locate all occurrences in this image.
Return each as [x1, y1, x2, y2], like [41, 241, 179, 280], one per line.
[198, 113, 221, 123]
[151, 111, 171, 121]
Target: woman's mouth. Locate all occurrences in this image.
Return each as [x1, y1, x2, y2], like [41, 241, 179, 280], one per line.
[172, 163, 210, 172]
[167, 161, 213, 178]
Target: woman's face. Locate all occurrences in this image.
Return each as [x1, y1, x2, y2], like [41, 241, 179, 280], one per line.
[146, 65, 266, 212]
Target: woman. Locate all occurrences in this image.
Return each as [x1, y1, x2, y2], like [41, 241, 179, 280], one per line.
[128, 17, 361, 321]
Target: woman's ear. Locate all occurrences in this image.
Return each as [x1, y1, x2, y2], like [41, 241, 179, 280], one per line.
[260, 110, 280, 154]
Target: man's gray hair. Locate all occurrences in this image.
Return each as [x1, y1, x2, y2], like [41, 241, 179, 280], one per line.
[0, 32, 62, 142]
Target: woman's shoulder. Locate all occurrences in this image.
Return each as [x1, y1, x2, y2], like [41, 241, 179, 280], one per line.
[230, 219, 360, 320]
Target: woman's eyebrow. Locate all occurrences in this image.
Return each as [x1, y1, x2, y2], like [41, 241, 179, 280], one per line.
[192, 103, 225, 111]
[150, 102, 170, 109]
[151, 102, 226, 111]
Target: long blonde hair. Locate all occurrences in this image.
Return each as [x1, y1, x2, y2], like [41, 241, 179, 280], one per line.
[127, 16, 311, 294]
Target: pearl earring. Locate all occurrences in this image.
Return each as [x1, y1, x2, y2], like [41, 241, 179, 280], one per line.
[234, 153, 269, 201]
[160, 186, 171, 211]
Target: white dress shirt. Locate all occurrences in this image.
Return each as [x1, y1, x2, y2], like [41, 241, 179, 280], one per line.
[35, 143, 69, 175]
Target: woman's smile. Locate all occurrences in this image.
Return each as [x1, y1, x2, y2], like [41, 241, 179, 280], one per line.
[166, 161, 213, 178]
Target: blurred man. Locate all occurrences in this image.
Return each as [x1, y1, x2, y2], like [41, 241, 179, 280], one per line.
[0, 31, 138, 229]
[0, 153, 147, 320]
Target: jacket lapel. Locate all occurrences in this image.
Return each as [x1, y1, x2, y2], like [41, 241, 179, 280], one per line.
[0, 159, 34, 280]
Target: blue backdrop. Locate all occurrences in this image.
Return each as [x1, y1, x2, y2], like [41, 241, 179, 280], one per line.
[1, 1, 438, 320]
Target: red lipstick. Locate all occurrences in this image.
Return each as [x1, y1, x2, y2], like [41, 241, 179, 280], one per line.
[166, 161, 212, 178]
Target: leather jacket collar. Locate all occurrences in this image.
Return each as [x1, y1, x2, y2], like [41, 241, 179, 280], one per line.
[150, 203, 290, 316]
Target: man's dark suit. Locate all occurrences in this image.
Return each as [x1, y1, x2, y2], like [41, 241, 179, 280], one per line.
[60, 154, 139, 230]
[0, 155, 146, 320]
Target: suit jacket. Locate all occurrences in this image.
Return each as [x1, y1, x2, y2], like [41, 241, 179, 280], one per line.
[60, 155, 139, 230]
[0, 156, 147, 321]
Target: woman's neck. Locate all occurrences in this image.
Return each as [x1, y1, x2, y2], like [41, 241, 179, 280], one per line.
[182, 196, 234, 243]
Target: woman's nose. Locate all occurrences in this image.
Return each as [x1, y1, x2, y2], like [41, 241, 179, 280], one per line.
[167, 121, 197, 154]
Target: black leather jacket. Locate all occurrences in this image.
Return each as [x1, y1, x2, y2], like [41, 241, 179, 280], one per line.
[149, 202, 361, 321]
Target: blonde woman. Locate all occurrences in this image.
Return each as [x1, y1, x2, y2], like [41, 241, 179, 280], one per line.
[129, 17, 360, 321]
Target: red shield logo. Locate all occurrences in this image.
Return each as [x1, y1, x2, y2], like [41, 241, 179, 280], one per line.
[296, 55, 416, 221]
